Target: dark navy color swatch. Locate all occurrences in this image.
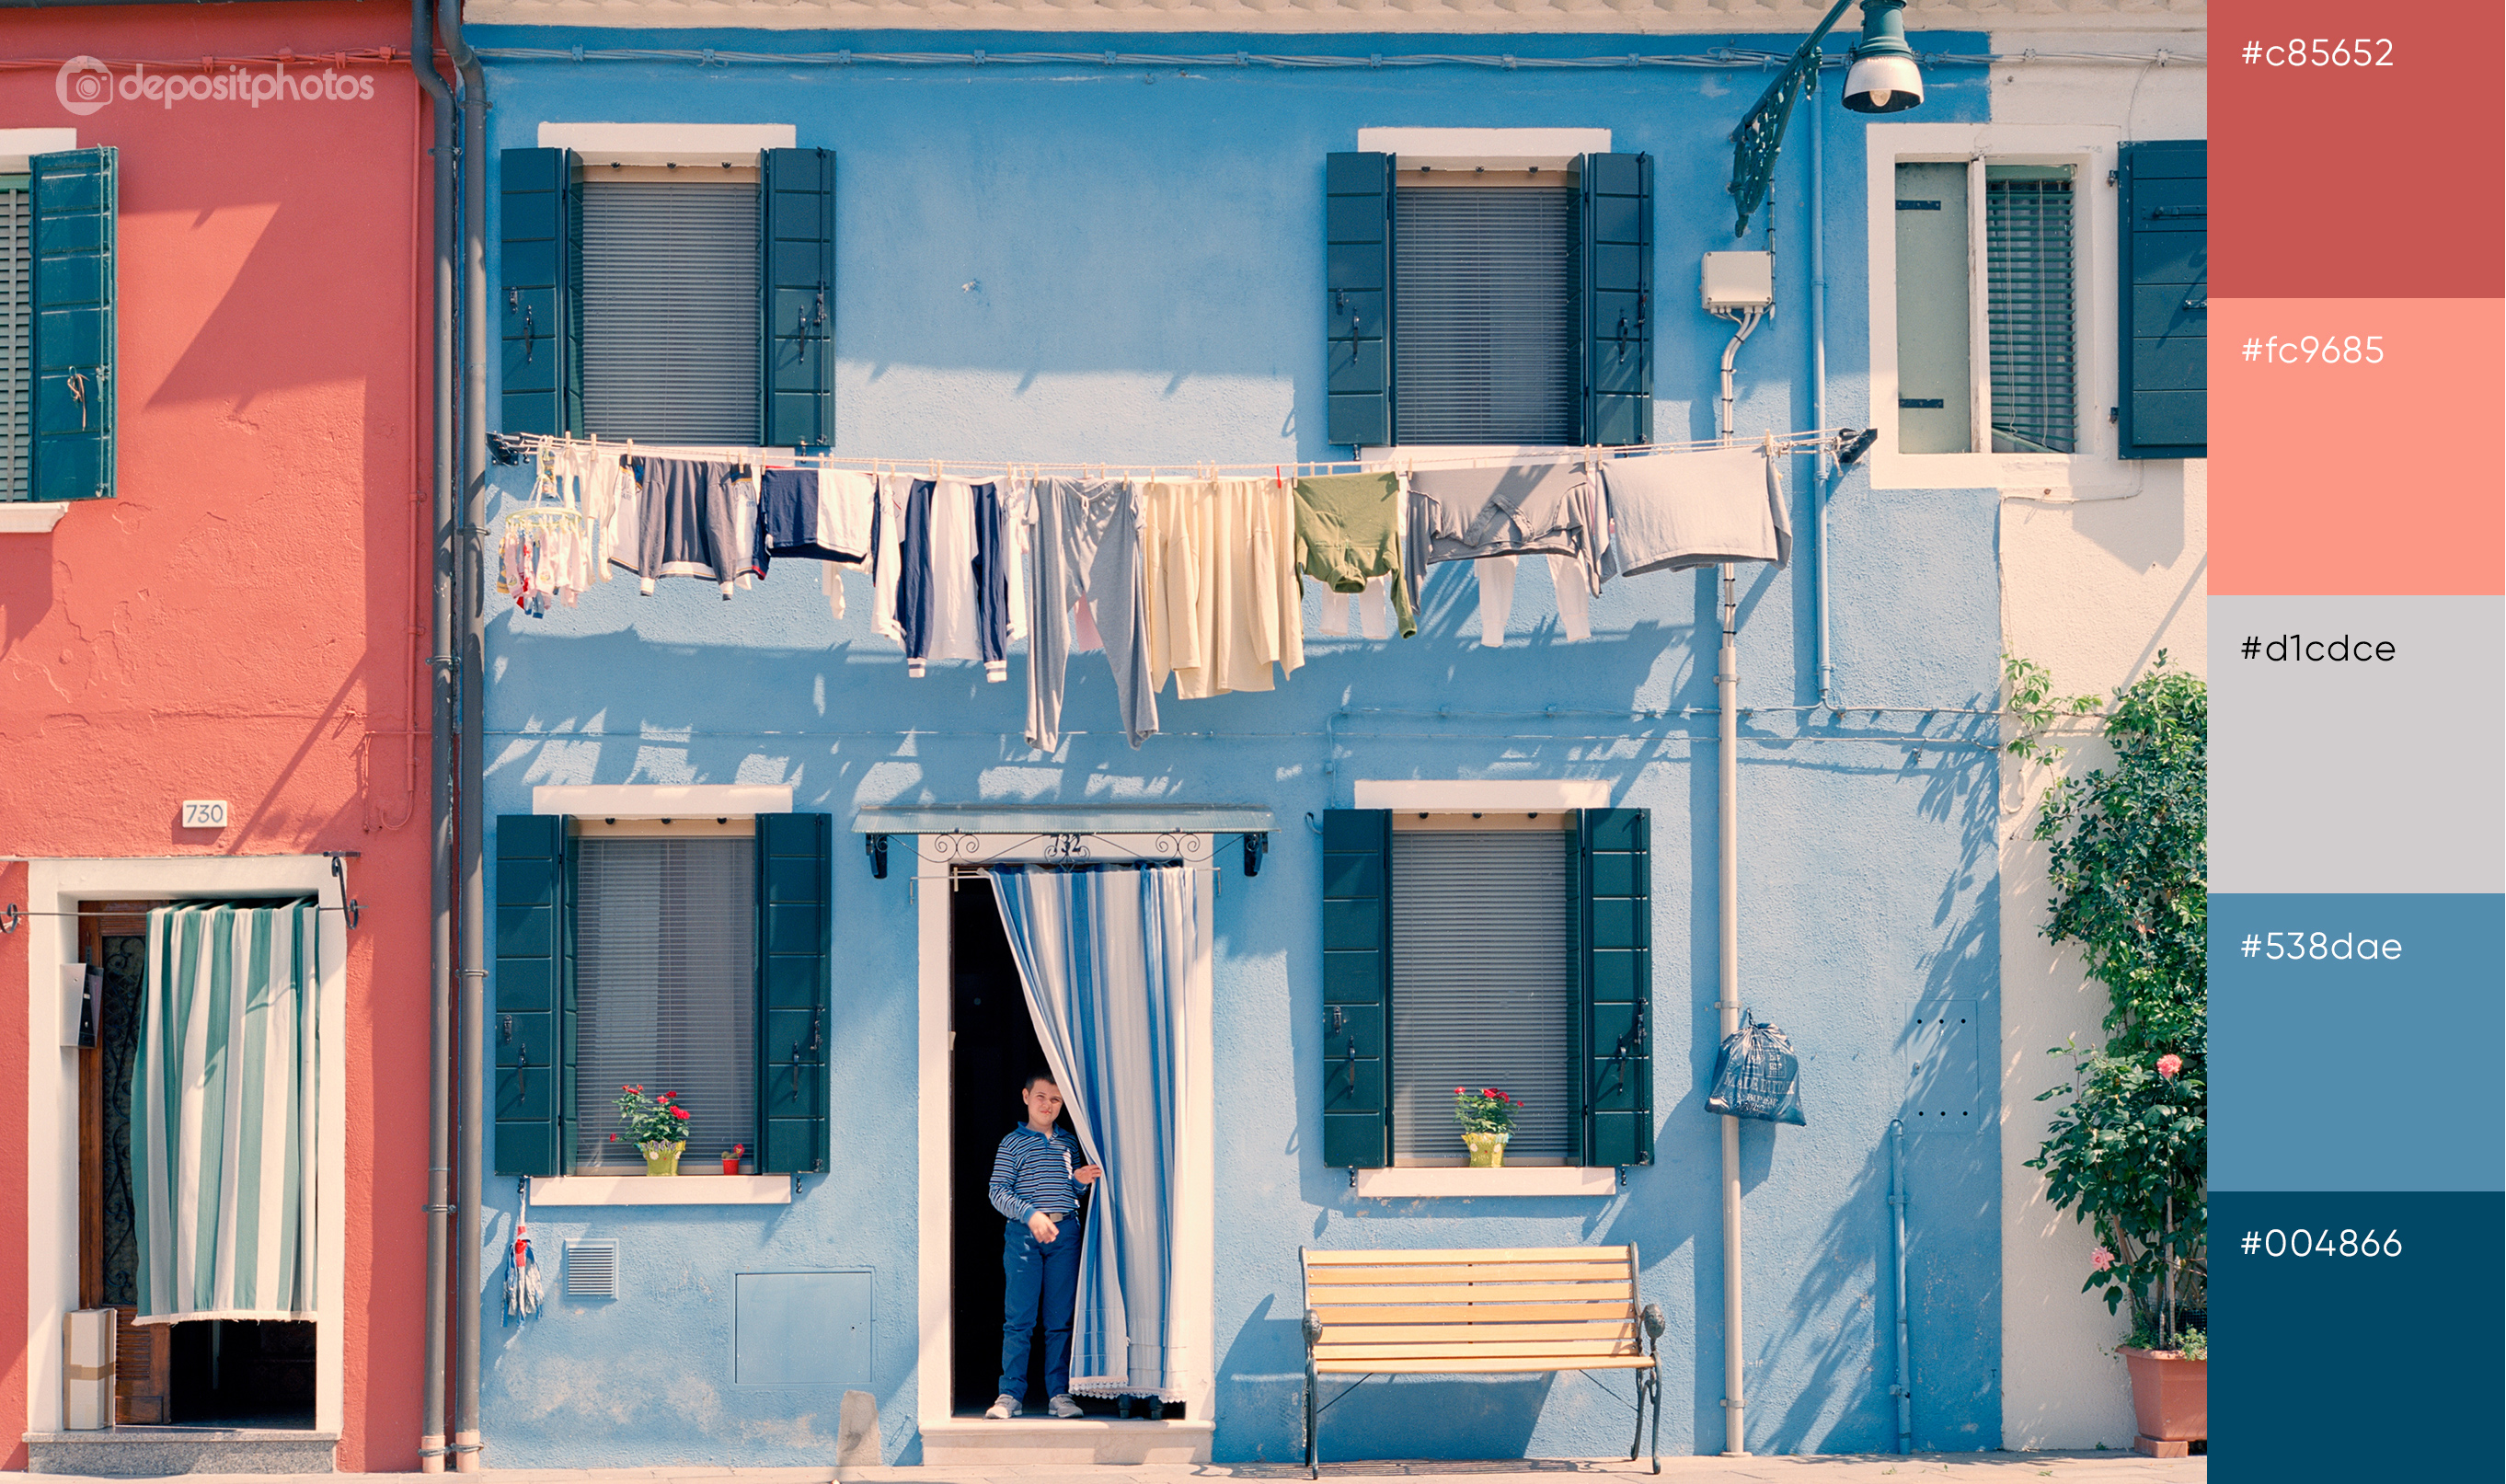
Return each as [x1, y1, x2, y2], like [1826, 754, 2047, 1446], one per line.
[2210, 1191, 2503, 1478]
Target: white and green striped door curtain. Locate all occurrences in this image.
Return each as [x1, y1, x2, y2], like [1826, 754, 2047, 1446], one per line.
[132, 903, 320, 1324]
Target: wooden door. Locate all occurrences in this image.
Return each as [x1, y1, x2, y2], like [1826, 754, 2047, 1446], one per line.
[76, 903, 170, 1425]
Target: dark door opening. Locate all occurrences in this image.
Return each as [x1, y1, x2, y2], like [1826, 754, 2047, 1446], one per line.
[79, 902, 316, 1431]
[948, 879, 1060, 1417]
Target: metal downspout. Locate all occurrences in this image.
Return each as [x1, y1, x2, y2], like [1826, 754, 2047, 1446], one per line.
[436, 0, 489, 1469]
[1711, 306, 1760, 1458]
[1808, 77, 1834, 707]
[408, 0, 456, 1470]
[1891, 1118, 1913, 1453]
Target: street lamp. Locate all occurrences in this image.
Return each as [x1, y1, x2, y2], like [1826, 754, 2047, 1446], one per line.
[1725, 0, 1927, 236]
[1842, 0, 1923, 113]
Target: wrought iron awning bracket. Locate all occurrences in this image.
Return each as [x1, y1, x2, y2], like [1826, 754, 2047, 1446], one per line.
[1725, 0, 1858, 238]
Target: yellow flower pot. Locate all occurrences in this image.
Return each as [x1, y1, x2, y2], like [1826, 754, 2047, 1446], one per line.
[1464, 1131, 1510, 1168]
[638, 1140, 686, 1177]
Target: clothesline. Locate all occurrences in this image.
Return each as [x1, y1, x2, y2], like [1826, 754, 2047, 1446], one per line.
[488, 429, 1852, 482]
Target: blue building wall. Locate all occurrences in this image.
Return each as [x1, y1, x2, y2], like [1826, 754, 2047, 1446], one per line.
[468, 28, 2005, 1466]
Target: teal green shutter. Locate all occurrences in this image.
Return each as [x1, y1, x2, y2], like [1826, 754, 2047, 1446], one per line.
[495, 815, 573, 1176]
[1325, 153, 1394, 449]
[29, 147, 114, 502]
[755, 812, 832, 1174]
[1320, 809, 1392, 1168]
[1574, 809, 1652, 1167]
[761, 148, 835, 449]
[2118, 140, 2205, 458]
[500, 147, 580, 436]
[1580, 153, 1652, 447]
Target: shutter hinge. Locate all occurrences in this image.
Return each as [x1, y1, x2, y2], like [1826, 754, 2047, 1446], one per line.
[2107, 169, 2119, 186]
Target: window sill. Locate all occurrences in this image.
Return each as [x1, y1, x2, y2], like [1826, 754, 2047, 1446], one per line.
[1352, 1166, 1618, 1199]
[529, 1173, 791, 1206]
[0, 502, 75, 534]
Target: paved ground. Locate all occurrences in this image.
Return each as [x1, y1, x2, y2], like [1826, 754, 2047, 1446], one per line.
[20, 1457, 2207, 1484]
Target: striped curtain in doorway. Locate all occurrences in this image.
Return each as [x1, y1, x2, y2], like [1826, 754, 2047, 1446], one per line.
[132, 903, 320, 1324]
[985, 862, 1195, 1400]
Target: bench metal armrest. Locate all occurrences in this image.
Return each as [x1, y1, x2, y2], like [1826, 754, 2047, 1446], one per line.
[1639, 1302, 1666, 1349]
[1302, 1308, 1325, 1358]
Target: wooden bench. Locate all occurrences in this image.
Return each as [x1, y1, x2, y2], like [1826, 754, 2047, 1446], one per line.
[1299, 1245, 1664, 1476]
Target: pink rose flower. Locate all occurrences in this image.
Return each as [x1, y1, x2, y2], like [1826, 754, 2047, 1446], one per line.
[2155, 1054, 2183, 1079]
[2090, 1246, 2115, 1272]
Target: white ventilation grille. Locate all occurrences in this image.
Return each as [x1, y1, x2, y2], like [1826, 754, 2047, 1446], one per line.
[566, 1240, 620, 1298]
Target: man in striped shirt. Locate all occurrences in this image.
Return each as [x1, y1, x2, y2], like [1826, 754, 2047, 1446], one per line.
[985, 1072, 1101, 1421]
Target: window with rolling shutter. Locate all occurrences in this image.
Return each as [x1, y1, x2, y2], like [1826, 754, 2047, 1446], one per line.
[1394, 187, 1578, 447]
[580, 180, 761, 444]
[1389, 828, 1576, 1163]
[1, 177, 27, 501]
[572, 835, 757, 1168]
[1985, 168, 2077, 454]
[1318, 807, 1653, 1171]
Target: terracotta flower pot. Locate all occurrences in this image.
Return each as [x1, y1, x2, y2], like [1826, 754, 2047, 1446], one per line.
[2121, 1346, 2207, 1456]
[1463, 1131, 1510, 1168]
[638, 1140, 685, 1177]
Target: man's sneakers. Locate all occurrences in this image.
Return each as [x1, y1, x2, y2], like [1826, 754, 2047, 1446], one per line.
[983, 1393, 1082, 1421]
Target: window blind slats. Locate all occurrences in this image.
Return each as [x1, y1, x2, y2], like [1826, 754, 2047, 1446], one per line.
[1986, 177, 2076, 454]
[1390, 831, 1575, 1162]
[580, 181, 758, 445]
[574, 837, 755, 1167]
[1, 183, 28, 501]
[1394, 188, 1578, 446]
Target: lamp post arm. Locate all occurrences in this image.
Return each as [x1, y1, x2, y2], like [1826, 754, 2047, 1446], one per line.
[1725, 0, 1857, 238]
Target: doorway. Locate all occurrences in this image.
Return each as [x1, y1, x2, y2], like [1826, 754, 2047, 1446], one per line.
[76, 902, 316, 1431]
[947, 879, 1066, 1416]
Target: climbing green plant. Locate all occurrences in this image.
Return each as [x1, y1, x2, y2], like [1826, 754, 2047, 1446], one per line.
[2015, 654, 2208, 1348]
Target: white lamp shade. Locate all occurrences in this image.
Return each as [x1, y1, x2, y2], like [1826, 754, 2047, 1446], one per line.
[1844, 52, 1925, 113]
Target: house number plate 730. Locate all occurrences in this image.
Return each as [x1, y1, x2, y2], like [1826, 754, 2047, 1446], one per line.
[180, 800, 230, 829]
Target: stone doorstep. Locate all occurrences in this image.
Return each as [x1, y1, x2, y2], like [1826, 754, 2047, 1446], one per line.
[22, 1427, 339, 1478]
[917, 1419, 1217, 1468]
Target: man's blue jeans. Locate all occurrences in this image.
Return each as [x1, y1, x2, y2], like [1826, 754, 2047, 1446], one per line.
[999, 1215, 1083, 1402]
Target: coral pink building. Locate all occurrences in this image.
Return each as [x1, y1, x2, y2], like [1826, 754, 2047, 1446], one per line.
[0, 2, 431, 1471]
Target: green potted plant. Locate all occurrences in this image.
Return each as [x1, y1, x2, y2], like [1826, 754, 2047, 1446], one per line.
[613, 1084, 693, 1176]
[1454, 1087, 1520, 1168]
[2012, 656, 2207, 1456]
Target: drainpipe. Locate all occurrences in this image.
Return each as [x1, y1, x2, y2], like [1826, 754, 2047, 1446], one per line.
[436, 0, 489, 1469]
[1808, 80, 1834, 708]
[1891, 1118, 1912, 1453]
[1710, 307, 1760, 1459]
[408, 0, 456, 1470]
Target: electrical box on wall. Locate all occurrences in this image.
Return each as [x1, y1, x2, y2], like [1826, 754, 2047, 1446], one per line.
[1701, 251, 1776, 311]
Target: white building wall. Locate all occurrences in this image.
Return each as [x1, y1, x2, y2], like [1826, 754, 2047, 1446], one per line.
[1988, 32, 2207, 1453]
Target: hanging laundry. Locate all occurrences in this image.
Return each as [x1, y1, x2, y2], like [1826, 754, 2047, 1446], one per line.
[750, 467, 879, 620]
[1597, 447, 1790, 581]
[1315, 576, 1397, 641]
[1466, 554, 1594, 646]
[1144, 477, 1304, 698]
[1029, 477, 1155, 751]
[614, 457, 753, 599]
[895, 477, 1022, 681]
[1293, 472, 1414, 638]
[1410, 459, 1608, 643]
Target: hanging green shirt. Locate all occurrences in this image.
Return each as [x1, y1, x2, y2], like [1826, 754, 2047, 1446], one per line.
[1293, 472, 1414, 638]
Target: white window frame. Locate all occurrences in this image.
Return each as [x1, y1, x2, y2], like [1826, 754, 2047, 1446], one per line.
[1347, 778, 1619, 1199]
[523, 783, 794, 1205]
[1355, 128, 1609, 459]
[1864, 121, 2126, 493]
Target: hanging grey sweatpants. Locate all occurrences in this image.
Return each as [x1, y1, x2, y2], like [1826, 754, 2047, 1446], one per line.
[1027, 477, 1157, 751]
